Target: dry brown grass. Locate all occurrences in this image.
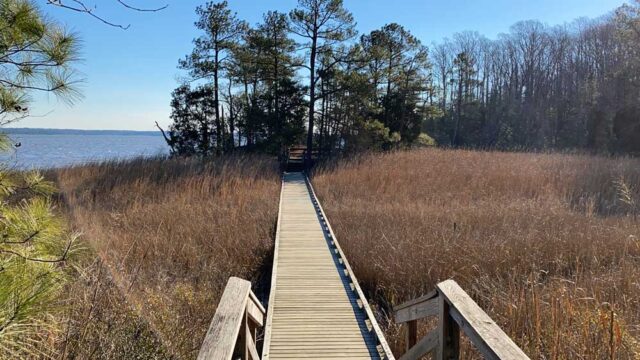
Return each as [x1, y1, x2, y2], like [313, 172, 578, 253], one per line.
[312, 148, 640, 359]
[45, 148, 640, 358]
[51, 155, 280, 358]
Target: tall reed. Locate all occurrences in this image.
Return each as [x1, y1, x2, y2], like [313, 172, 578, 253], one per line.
[52, 155, 281, 358]
[313, 148, 640, 359]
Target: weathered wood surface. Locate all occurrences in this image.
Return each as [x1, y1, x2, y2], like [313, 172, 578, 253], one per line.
[307, 172, 395, 359]
[437, 280, 530, 360]
[438, 291, 460, 360]
[198, 277, 254, 360]
[394, 290, 438, 324]
[399, 329, 438, 360]
[393, 279, 530, 360]
[286, 146, 319, 166]
[262, 172, 386, 359]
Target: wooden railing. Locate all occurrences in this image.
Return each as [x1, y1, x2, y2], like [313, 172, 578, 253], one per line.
[197, 277, 265, 360]
[282, 145, 320, 171]
[394, 280, 530, 360]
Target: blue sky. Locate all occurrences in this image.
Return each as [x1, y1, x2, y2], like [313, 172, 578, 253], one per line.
[21, 0, 627, 131]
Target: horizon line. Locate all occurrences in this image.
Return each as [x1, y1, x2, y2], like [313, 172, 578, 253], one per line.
[2, 127, 162, 134]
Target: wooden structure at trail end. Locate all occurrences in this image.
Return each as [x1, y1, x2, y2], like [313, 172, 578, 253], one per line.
[198, 165, 531, 359]
[283, 145, 319, 171]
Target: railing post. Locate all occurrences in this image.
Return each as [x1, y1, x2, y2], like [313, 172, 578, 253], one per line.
[246, 313, 259, 360]
[237, 312, 248, 360]
[236, 304, 262, 360]
[394, 281, 529, 360]
[406, 319, 417, 353]
[437, 294, 460, 360]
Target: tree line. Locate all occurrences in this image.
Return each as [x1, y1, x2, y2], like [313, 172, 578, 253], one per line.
[162, 0, 640, 157]
[427, 4, 640, 153]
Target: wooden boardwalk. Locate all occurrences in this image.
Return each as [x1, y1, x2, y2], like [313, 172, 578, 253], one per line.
[262, 172, 384, 359]
[197, 163, 530, 360]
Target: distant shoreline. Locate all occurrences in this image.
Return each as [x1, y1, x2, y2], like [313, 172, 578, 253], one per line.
[3, 128, 161, 136]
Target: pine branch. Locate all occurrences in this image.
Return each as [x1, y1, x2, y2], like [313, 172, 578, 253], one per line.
[2, 231, 40, 245]
[0, 236, 74, 264]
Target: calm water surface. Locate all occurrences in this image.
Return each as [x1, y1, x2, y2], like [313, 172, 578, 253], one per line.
[1, 133, 169, 169]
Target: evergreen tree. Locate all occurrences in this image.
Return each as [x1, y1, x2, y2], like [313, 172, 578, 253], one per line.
[164, 84, 216, 156]
[255, 11, 299, 150]
[180, 1, 248, 154]
[166, 1, 640, 156]
[0, 164, 79, 357]
[261, 77, 307, 152]
[0, 2, 80, 355]
[0, 0, 81, 125]
[227, 11, 299, 150]
[289, 0, 356, 163]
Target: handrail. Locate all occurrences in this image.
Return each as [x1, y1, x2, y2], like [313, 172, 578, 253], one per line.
[393, 279, 530, 360]
[283, 145, 320, 171]
[286, 146, 319, 158]
[198, 277, 265, 360]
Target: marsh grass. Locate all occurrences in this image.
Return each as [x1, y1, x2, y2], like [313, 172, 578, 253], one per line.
[312, 148, 640, 359]
[46, 149, 640, 358]
[51, 155, 281, 358]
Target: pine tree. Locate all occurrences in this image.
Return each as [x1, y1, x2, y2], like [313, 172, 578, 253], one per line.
[179, 1, 248, 155]
[0, 1, 80, 356]
[164, 84, 216, 156]
[289, 0, 356, 163]
[0, 0, 81, 125]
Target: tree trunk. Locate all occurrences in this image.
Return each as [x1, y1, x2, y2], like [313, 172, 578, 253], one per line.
[319, 73, 326, 156]
[273, 26, 281, 150]
[214, 44, 222, 155]
[244, 80, 253, 147]
[306, 32, 317, 168]
[453, 68, 463, 146]
[228, 79, 235, 148]
[387, 47, 393, 98]
[220, 107, 226, 150]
